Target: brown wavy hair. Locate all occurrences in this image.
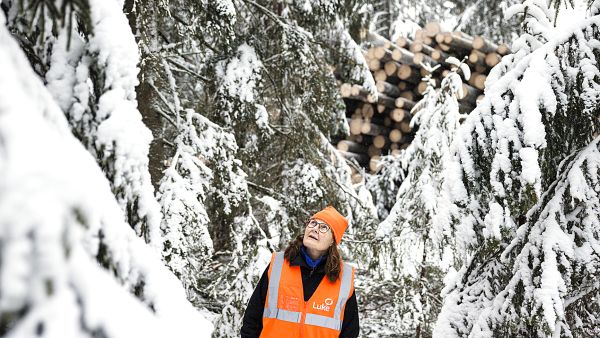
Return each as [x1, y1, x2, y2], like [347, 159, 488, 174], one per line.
[283, 233, 342, 282]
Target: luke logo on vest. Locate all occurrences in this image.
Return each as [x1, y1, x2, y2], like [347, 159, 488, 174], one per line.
[312, 298, 334, 312]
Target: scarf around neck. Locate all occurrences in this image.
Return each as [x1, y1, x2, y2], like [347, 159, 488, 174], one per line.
[300, 245, 326, 269]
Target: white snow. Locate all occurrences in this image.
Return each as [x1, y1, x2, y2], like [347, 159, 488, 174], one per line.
[0, 11, 212, 338]
[338, 24, 378, 99]
[217, 43, 262, 104]
[435, 6, 600, 338]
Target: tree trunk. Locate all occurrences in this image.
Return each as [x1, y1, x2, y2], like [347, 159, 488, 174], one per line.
[125, 0, 172, 189]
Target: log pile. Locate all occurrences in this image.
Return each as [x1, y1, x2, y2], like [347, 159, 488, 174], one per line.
[336, 22, 510, 173]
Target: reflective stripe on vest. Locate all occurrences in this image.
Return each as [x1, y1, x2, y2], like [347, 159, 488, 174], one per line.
[263, 308, 301, 323]
[334, 260, 353, 323]
[263, 252, 354, 331]
[265, 252, 286, 319]
[305, 313, 342, 331]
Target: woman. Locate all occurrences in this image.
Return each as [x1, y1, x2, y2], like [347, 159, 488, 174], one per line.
[241, 206, 359, 338]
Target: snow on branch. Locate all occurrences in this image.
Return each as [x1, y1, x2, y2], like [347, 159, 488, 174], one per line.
[447, 12, 600, 252]
[435, 8, 600, 338]
[0, 17, 212, 337]
[41, 0, 163, 248]
[338, 25, 378, 100]
[470, 138, 600, 337]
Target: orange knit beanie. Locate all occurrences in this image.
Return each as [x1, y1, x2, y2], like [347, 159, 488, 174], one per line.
[311, 206, 348, 245]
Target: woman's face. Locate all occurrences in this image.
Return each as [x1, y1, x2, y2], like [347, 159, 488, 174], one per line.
[303, 219, 334, 254]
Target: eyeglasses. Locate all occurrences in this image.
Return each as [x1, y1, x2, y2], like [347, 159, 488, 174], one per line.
[307, 219, 331, 233]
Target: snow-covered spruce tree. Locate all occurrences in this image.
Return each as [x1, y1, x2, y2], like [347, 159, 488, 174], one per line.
[469, 137, 600, 338]
[3, 0, 220, 330]
[434, 1, 600, 337]
[123, 0, 266, 321]
[361, 66, 466, 337]
[3, 0, 163, 247]
[156, 111, 227, 299]
[124, 0, 239, 187]
[450, 0, 522, 42]
[229, 0, 379, 238]
[203, 39, 272, 337]
[366, 154, 407, 220]
[373, 0, 521, 42]
[0, 14, 212, 337]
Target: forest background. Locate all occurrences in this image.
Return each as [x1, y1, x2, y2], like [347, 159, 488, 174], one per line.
[2, 0, 600, 337]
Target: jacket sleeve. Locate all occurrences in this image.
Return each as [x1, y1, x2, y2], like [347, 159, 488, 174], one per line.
[339, 290, 359, 338]
[240, 264, 270, 338]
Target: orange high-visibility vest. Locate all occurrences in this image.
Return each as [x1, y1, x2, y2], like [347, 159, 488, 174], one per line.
[260, 251, 355, 338]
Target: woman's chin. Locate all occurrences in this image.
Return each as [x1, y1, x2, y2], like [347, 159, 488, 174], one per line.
[303, 238, 318, 248]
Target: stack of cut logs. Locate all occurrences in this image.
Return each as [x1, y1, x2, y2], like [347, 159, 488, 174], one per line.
[336, 22, 510, 173]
